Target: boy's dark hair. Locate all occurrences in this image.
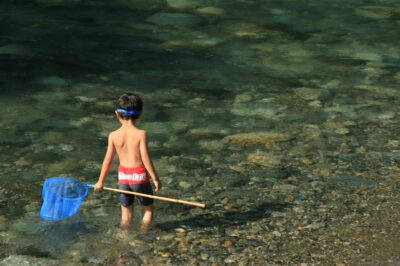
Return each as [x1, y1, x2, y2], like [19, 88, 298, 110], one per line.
[116, 92, 143, 120]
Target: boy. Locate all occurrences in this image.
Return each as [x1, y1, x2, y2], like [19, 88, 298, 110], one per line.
[94, 92, 161, 230]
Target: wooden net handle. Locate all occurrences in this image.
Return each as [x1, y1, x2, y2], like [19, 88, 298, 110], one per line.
[101, 186, 206, 208]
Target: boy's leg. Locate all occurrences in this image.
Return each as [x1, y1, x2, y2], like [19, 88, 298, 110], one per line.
[142, 204, 153, 224]
[141, 204, 153, 231]
[120, 204, 133, 229]
[119, 184, 135, 229]
[134, 183, 154, 231]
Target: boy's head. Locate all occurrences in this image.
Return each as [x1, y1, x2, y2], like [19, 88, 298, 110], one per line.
[116, 92, 143, 121]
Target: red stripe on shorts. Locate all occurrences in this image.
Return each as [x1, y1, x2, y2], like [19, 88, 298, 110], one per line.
[118, 165, 149, 184]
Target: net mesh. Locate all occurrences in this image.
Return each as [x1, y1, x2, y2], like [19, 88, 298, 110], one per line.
[39, 177, 89, 221]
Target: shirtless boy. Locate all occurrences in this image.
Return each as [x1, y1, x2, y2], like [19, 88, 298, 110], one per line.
[94, 92, 161, 230]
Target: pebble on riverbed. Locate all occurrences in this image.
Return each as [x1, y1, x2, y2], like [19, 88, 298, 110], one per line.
[294, 87, 323, 101]
[222, 240, 234, 248]
[247, 152, 282, 167]
[15, 157, 32, 167]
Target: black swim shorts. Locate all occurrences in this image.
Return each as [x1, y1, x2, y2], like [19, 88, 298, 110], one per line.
[118, 183, 154, 207]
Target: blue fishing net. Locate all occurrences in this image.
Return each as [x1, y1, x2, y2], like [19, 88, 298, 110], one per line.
[39, 177, 89, 221]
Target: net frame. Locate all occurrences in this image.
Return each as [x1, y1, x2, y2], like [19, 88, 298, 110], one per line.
[39, 177, 89, 221]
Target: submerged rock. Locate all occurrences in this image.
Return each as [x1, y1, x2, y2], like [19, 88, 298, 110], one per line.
[34, 0, 81, 6]
[0, 44, 35, 57]
[306, 222, 326, 230]
[75, 96, 96, 103]
[147, 13, 202, 27]
[46, 161, 80, 174]
[11, 217, 43, 235]
[166, 0, 201, 9]
[186, 127, 227, 140]
[224, 133, 291, 145]
[231, 103, 284, 119]
[198, 140, 224, 151]
[221, 21, 269, 39]
[15, 157, 32, 167]
[309, 100, 322, 108]
[294, 87, 323, 101]
[323, 121, 350, 135]
[0, 255, 58, 266]
[179, 181, 192, 189]
[142, 121, 188, 134]
[41, 131, 66, 145]
[355, 6, 394, 20]
[60, 144, 74, 152]
[154, 157, 177, 176]
[248, 152, 282, 167]
[272, 184, 297, 193]
[92, 207, 108, 217]
[195, 7, 226, 16]
[323, 176, 376, 187]
[356, 85, 400, 97]
[70, 117, 94, 127]
[36, 76, 69, 87]
[162, 32, 223, 49]
[234, 93, 253, 103]
[0, 223, 6, 231]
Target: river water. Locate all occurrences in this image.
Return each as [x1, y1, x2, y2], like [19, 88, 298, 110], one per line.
[0, 0, 400, 265]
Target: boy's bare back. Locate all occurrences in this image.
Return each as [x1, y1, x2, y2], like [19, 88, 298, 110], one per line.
[110, 126, 146, 168]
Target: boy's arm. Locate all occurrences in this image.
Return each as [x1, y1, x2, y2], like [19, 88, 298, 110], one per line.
[94, 133, 116, 191]
[140, 131, 161, 192]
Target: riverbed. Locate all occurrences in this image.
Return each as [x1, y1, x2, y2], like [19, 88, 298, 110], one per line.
[0, 0, 400, 265]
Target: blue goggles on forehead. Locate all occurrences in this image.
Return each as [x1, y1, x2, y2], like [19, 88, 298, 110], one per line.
[116, 108, 142, 115]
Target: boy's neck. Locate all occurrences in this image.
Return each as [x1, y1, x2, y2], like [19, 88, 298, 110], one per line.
[120, 119, 136, 128]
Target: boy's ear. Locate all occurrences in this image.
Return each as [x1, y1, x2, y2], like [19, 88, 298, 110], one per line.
[115, 111, 122, 119]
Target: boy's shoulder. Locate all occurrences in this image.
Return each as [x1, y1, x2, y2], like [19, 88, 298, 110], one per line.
[134, 128, 147, 138]
[109, 129, 119, 137]
[108, 130, 118, 142]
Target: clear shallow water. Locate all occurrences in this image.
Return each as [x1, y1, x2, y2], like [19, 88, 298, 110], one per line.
[0, 0, 400, 265]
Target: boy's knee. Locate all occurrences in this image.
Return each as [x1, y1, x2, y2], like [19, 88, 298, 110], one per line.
[143, 204, 153, 211]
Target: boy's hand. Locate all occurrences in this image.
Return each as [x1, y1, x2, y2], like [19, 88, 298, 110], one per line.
[94, 181, 104, 191]
[154, 180, 162, 193]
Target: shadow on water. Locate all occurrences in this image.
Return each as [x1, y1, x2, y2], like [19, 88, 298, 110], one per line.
[0, 1, 304, 96]
[0, 1, 229, 92]
[158, 201, 292, 230]
[40, 220, 99, 255]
